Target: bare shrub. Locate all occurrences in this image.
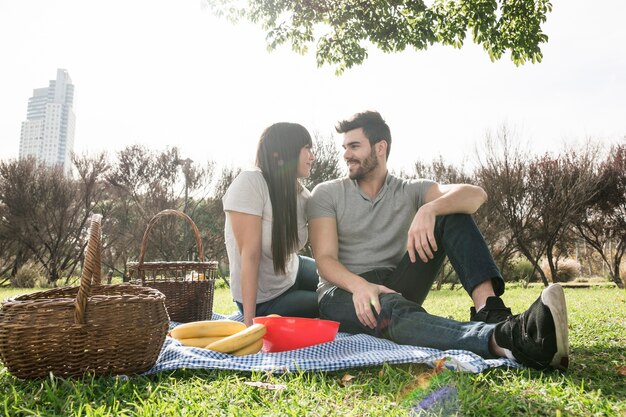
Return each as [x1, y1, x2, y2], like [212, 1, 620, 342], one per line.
[11, 262, 44, 288]
[541, 258, 581, 282]
[511, 257, 538, 283]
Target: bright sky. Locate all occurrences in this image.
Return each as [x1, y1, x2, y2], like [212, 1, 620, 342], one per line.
[1, 0, 625, 174]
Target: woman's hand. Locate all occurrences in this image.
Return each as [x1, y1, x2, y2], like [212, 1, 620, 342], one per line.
[243, 315, 255, 328]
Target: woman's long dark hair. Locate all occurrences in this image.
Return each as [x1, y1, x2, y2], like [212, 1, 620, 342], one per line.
[256, 122, 313, 274]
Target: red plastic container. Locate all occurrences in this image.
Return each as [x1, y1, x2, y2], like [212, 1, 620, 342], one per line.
[253, 316, 340, 352]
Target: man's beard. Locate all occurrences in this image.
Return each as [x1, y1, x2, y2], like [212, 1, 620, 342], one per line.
[348, 147, 379, 180]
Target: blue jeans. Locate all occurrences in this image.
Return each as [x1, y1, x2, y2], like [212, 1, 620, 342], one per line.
[236, 255, 319, 318]
[319, 214, 502, 358]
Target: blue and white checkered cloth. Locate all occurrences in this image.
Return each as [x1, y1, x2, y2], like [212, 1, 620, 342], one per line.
[145, 313, 521, 375]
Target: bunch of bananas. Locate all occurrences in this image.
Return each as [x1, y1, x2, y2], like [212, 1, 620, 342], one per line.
[170, 320, 266, 356]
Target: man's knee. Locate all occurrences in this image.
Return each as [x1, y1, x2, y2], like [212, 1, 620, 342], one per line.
[319, 288, 374, 335]
[379, 293, 425, 311]
[437, 213, 474, 229]
[376, 293, 426, 337]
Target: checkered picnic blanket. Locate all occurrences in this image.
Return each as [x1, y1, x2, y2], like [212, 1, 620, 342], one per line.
[145, 313, 521, 374]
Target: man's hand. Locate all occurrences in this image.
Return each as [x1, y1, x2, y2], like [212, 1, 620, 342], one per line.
[408, 182, 487, 263]
[352, 281, 397, 329]
[407, 204, 438, 263]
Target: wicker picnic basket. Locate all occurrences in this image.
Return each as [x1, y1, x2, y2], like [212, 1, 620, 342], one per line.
[127, 209, 216, 323]
[0, 214, 169, 379]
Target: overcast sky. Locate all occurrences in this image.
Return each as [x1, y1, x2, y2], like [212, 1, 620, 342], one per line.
[1, 0, 625, 173]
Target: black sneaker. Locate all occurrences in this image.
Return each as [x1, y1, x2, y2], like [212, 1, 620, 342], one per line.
[494, 284, 569, 371]
[470, 296, 512, 323]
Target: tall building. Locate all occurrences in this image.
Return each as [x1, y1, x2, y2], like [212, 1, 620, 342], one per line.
[19, 69, 76, 173]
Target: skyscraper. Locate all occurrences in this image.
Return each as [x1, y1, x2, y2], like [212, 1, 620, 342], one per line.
[19, 69, 76, 173]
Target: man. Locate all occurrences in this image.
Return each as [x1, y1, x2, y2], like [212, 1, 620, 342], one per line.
[307, 111, 569, 370]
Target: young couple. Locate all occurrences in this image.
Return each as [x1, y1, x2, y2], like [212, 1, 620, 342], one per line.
[223, 112, 569, 371]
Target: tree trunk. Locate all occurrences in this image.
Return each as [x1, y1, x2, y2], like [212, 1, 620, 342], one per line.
[612, 263, 624, 289]
[517, 243, 549, 286]
[536, 263, 550, 286]
[612, 243, 625, 289]
[10, 247, 27, 277]
[546, 253, 558, 283]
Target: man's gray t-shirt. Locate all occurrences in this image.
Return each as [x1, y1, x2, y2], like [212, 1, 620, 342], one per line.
[306, 174, 434, 299]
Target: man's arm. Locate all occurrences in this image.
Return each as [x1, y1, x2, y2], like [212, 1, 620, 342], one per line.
[309, 217, 396, 329]
[407, 183, 488, 263]
[425, 183, 488, 214]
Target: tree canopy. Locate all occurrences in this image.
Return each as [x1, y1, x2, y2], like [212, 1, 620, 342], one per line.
[208, 0, 553, 73]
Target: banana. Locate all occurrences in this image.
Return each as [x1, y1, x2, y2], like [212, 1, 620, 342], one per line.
[177, 336, 224, 348]
[206, 323, 267, 353]
[230, 338, 263, 356]
[170, 320, 246, 340]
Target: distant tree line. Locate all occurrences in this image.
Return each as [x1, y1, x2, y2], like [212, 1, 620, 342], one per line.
[0, 131, 624, 288]
[409, 130, 625, 289]
[0, 133, 343, 287]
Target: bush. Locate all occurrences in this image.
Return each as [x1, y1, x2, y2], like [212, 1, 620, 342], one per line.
[510, 257, 538, 283]
[214, 274, 230, 289]
[435, 261, 459, 290]
[11, 262, 45, 288]
[541, 258, 581, 283]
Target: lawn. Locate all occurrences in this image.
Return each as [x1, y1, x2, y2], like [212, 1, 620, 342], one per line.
[0, 283, 624, 416]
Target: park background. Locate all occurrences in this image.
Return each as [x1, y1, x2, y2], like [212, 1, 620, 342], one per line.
[0, 0, 624, 289]
[1, 0, 625, 173]
[0, 1, 625, 416]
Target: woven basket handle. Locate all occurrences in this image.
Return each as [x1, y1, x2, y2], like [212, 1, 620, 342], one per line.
[136, 209, 205, 282]
[74, 214, 102, 325]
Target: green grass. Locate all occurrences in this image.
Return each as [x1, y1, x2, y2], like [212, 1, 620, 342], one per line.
[1, 284, 625, 416]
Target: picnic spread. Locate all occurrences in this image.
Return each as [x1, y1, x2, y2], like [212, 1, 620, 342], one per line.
[0, 210, 521, 380]
[146, 312, 520, 375]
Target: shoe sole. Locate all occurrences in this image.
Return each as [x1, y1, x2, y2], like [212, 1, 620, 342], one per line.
[541, 284, 569, 370]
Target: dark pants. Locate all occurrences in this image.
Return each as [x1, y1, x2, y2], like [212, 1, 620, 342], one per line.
[319, 214, 503, 358]
[236, 255, 319, 318]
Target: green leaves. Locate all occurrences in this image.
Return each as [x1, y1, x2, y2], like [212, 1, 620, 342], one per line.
[207, 0, 553, 73]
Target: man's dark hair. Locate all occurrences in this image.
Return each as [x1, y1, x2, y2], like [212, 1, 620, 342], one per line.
[335, 111, 392, 159]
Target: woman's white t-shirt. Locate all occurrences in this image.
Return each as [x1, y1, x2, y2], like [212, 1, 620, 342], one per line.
[222, 168, 310, 304]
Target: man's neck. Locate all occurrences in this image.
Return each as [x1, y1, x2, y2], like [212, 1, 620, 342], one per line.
[357, 168, 388, 199]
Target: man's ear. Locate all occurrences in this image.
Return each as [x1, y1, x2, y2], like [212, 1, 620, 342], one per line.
[376, 140, 388, 157]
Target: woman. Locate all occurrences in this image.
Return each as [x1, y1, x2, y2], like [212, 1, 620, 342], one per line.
[222, 122, 319, 326]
